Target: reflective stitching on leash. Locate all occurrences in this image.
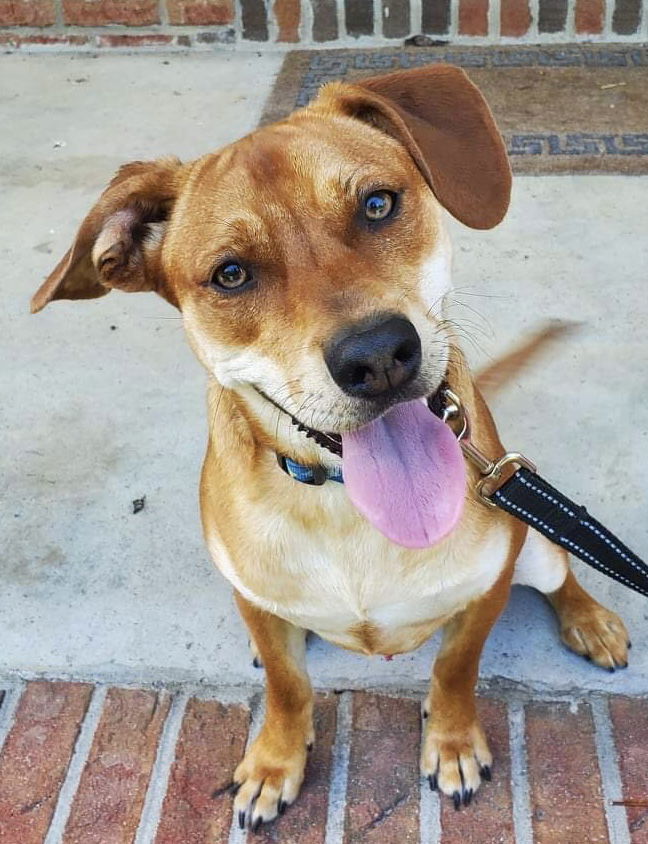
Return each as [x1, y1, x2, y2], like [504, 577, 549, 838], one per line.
[494, 493, 555, 535]
[559, 536, 648, 597]
[517, 472, 577, 517]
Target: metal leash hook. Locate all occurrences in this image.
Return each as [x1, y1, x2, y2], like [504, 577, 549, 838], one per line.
[441, 389, 537, 508]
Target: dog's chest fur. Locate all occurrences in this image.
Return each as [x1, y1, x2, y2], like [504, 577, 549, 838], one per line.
[205, 478, 512, 655]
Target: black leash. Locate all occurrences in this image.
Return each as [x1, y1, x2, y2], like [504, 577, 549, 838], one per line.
[440, 389, 648, 598]
[491, 467, 648, 597]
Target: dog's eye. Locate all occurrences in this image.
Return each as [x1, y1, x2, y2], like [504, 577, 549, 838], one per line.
[209, 261, 250, 291]
[364, 190, 395, 222]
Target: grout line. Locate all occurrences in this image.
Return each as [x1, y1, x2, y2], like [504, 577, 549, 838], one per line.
[604, 0, 614, 39]
[134, 692, 189, 844]
[410, 0, 423, 34]
[228, 693, 265, 844]
[529, 0, 540, 40]
[44, 685, 108, 844]
[566, 0, 576, 38]
[158, 0, 169, 27]
[324, 692, 353, 844]
[373, 0, 383, 39]
[336, 0, 347, 40]
[0, 682, 25, 752]
[301, 0, 314, 44]
[449, 0, 459, 39]
[592, 698, 631, 844]
[489, 0, 501, 41]
[508, 701, 534, 844]
[419, 757, 442, 843]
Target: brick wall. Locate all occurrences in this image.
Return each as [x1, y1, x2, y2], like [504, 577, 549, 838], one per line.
[0, 0, 646, 49]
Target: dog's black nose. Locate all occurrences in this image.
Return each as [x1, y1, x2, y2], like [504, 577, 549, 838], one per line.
[325, 315, 422, 399]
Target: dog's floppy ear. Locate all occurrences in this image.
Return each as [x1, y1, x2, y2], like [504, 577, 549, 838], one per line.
[31, 157, 187, 313]
[319, 65, 511, 229]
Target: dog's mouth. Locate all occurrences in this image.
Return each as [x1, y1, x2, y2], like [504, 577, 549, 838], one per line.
[256, 381, 466, 549]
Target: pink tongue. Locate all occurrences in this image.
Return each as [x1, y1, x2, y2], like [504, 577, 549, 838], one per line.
[342, 400, 466, 548]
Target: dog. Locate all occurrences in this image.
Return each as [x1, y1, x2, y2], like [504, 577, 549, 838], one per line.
[32, 64, 629, 827]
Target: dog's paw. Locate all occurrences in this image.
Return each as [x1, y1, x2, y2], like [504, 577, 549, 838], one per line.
[248, 638, 263, 669]
[420, 716, 492, 808]
[232, 727, 308, 830]
[559, 603, 629, 671]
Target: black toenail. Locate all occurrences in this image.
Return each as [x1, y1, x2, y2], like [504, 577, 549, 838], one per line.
[480, 765, 492, 781]
[238, 810, 246, 829]
[428, 775, 438, 791]
[252, 817, 262, 833]
[422, 710, 429, 719]
[621, 661, 628, 669]
[252, 657, 262, 669]
[627, 641, 632, 649]
[278, 799, 287, 815]
[608, 666, 616, 673]
[584, 654, 591, 661]
[453, 791, 461, 811]
[463, 789, 473, 806]
[307, 742, 313, 752]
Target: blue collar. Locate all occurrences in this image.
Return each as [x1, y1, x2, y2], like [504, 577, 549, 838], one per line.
[277, 454, 343, 486]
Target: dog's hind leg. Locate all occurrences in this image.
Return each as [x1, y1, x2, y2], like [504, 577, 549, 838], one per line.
[232, 592, 312, 831]
[514, 530, 630, 670]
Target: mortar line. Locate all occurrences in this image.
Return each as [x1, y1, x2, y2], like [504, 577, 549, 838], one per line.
[529, 0, 540, 40]
[337, 0, 347, 40]
[489, 0, 501, 41]
[158, 0, 169, 27]
[604, 0, 614, 39]
[592, 697, 631, 844]
[0, 682, 25, 752]
[449, 0, 459, 40]
[508, 700, 534, 844]
[301, 0, 314, 44]
[44, 685, 108, 844]
[566, 0, 576, 38]
[374, 0, 383, 40]
[419, 728, 442, 844]
[228, 692, 265, 844]
[324, 692, 353, 844]
[134, 692, 189, 844]
[410, 0, 423, 34]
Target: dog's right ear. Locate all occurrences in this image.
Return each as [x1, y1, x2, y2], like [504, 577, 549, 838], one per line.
[31, 157, 187, 313]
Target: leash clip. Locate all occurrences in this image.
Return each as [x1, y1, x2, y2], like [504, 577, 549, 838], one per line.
[442, 389, 537, 508]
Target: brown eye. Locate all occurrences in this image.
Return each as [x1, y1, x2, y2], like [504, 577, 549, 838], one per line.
[210, 261, 250, 291]
[364, 190, 395, 221]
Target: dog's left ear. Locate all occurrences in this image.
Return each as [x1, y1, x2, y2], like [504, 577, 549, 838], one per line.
[319, 65, 511, 230]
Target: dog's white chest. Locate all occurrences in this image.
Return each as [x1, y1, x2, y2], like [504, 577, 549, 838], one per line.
[207, 487, 510, 655]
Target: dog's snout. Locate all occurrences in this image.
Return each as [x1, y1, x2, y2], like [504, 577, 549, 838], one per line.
[325, 315, 422, 399]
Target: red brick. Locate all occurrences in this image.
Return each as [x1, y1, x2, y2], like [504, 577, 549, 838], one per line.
[166, 0, 233, 25]
[273, 0, 300, 41]
[459, 0, 489, 35]
[63, 688, 171, 844]
[609, 697, 648, 841]
[439, 698, 514, 843]
[500, 0, 531, 35]
[0, 681, 93, 844]
[95, 33, 174, 46]
[575, 0, 604, 32]
[0, 0, 55, 26]
[253, 693, 337, 844]
[526, 701, 608, 844]
[156, 698, 249, 844]
[345, 693, 420, 842]
[62, 0, 159, 25]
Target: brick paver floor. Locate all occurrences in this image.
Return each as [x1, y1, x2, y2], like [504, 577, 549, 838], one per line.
[0, 680, 645, 843]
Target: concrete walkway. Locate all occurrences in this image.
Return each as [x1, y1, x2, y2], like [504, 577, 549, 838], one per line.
[2, 51, 648, 698]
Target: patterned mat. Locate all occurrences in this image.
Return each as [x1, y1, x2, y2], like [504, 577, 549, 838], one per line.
[261, 45, 648, 174]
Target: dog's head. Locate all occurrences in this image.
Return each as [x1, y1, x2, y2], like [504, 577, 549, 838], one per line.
[32, 65, 509, 446]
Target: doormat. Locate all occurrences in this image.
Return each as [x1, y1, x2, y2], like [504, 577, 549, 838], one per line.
[261, 45, 648, 174]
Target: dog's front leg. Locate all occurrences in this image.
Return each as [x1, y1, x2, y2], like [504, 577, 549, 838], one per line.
[232, 592, 313, 830]
[421, 578, 510, 808]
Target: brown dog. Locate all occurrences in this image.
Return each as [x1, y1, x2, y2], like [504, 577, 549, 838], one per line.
[32, 65, 629, 827]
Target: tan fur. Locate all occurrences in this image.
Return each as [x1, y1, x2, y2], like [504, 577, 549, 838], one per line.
[32, 64, 629, 827]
